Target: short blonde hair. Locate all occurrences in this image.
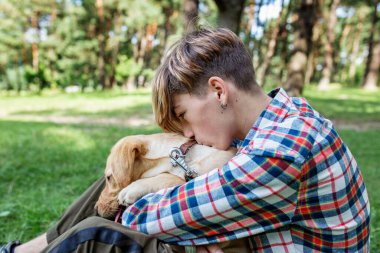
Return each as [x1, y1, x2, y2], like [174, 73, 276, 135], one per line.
[152, 28, 257, 133]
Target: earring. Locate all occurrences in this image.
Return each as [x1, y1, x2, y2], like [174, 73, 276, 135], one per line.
[220, 103, 227, 110]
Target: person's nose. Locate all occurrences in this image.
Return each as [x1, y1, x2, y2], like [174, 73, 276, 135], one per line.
[182, 123, 194, 139]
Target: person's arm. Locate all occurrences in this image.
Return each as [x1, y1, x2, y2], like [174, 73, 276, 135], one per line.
[122, 151, 302, 245]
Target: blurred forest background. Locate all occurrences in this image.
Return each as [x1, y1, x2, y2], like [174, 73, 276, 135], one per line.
[0, 0, 379, 95]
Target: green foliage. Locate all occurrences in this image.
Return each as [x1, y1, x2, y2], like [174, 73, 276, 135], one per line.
[0, 66, 26, 91]
[121, 0, 163, 29]
[116, 55, 143, 81]
[24, 65, 50, 91]
[0, 0, 378, 92]
[0, 0, 187, 91]
[0, 121, 160, 242]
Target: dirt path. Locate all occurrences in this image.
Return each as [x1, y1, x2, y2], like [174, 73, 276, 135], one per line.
[1, 114, 380, 130]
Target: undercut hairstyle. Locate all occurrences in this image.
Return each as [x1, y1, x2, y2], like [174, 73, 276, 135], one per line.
[152, 27, 259, 133]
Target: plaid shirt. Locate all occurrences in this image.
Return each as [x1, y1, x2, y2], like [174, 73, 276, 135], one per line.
[122, 88, 370, 252]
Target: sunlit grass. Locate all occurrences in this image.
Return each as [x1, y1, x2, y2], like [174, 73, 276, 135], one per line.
[303, 86, 380, 122]
[0, 120, 161, 242]
[0, 89, 153, 119]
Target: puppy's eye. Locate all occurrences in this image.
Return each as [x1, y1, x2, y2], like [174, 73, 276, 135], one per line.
[106, 175, 111, 181]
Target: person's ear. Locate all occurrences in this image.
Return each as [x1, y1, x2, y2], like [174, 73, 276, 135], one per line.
[208, 76, 228, 105]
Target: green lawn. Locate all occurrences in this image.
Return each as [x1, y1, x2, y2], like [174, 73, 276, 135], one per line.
[303, 87, 380, 123]
[0, 87, 379, 252]
[0, 90, 153, 120]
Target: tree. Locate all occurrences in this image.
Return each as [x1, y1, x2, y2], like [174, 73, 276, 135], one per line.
[184, 0, 199, 32]
[362, 0, 379, 90]
[0, 0, 26, 90]
[256, 0, 287, 86]
[318, 0, 340, 90]
[95, 0, 107, 89]
[347, 7, 366, 81]
[214, 0, 247, 34]
[242, 0, 255, 47]
[284, 0, 319, 96]
[160, 0, 179, 51]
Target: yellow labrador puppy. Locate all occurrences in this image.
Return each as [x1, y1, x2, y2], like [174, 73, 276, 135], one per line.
[96, 133, 251, 252]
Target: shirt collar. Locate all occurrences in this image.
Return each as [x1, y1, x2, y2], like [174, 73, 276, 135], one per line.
[232, 88, 293, 148]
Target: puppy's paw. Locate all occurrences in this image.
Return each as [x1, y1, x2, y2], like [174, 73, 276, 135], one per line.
[118, 182, 146, 206]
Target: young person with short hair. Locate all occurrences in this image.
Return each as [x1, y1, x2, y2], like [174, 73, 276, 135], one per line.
[1, 27, 370, 253]
[121, 27, 371, 252]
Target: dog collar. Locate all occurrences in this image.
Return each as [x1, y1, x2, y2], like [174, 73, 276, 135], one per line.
[169, 140, 198, 182]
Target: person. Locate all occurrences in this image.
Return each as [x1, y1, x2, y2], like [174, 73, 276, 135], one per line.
[120, 27, 371, 252]
[0, 27, 370, 253]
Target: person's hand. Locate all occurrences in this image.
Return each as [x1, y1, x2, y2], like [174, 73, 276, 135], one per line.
[195, 244, 224, 253]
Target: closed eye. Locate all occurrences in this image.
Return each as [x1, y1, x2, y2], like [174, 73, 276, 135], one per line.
[177, 112, 185, 120]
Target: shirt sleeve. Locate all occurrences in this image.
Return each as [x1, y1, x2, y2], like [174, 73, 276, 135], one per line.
[121, 151, 302, 245]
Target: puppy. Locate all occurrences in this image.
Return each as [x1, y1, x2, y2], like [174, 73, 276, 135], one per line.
[96, 133, 251, 252]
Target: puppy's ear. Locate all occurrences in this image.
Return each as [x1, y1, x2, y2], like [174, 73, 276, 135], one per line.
[126, 141, 147, 166]
[112, 139, 147, 187]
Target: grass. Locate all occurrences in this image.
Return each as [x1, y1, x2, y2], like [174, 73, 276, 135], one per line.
[0, 120, 161, 242]
[0, 89, 153, 119]
[338, 130, 380, 251]
[0, 87, 379, 252]
[303, 86, 380, 123]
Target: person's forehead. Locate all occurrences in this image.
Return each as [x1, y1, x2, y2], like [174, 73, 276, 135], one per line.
[172, 93, 190, 107]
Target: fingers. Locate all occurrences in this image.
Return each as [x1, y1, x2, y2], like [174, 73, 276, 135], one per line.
[195, 244, 224, 253]
[205, 244, 223, 253]
[195, 246, 209, 253]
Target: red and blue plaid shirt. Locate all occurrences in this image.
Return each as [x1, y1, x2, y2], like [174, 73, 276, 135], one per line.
[122, 88, 370, 252]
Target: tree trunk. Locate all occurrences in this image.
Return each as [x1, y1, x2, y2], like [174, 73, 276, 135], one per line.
[183, 0, 199, 33]
[256, 0, 285, 87]
[337, 18, 352, 82]
[15, 53, 23, 92]
[318, 0, 340, 90]
[362, 39, 380, 90]
[305, 11, 322, 84]
[284, 0, 319, 97]
[347, 13, 364, 80]
[214, 0, 246, 34]
[277, 7, 291, 85]
[362, 0, 379, 90]
[305, 50, 316, 84]
[139, 23, 158, 87]
[31, 11, 40, 71]
[1, 65, 12, 91]
[96, 0, 107, 89]
[252, 0, 264, 67]
[243, 0, 255, 48]
[109, 12, 122, 89]
[162, 4, 174, 51]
